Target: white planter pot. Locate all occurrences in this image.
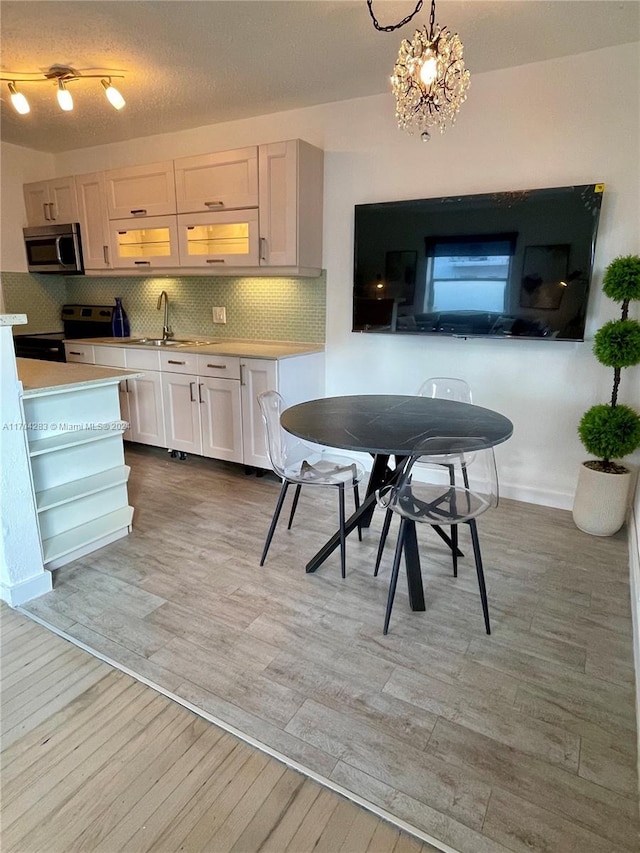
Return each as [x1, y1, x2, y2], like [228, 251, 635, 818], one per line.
[572, 462, 632, 536]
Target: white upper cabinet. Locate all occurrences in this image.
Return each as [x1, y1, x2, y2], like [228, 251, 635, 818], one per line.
[24, 177, 78, 226]
[174, 147, 258, 213]
[177, 209, 259, 268]
[109, 215, 180, 269]
[258, 139, 324, 270]
[104, 161, 177, 219]
[75, 172, 112, 270]
[21, 139, 324, 275]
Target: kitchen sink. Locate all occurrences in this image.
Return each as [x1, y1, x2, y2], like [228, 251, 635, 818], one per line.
[126, 338, 216, 347]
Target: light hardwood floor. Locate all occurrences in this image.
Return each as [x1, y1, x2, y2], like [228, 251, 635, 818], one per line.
[0, 604, 439, 853]
[16, 444, 640, 852]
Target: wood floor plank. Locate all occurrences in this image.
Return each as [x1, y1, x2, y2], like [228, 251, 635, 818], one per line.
[16, 699, 192, 853]
[482, 786, 627, 853]
[124, 738, 252, 852]
[1, 671, 132, 782]
[427, 717, 639, 851]
[2, 691, 163, 849]
[14, 443, 639, 853]
[1, 659, 109, 750]
[253, 777, 325, 852]
[228, 768, 307, 852]
[204, 758, 289, 850]
[3, 605, 421, 853]
[311, 796, 360, 852]
[284, 787, 343, 852]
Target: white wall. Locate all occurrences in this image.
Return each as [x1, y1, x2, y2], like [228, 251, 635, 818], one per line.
[0, 320, 50, 606]
[3, 42, 639, 508]
[0, 142, 55, 273]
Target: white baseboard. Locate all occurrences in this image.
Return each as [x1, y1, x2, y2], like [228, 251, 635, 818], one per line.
[0, 571, 52, 607]
[628, 502, 640, 796]
[499, 482, 573, 510]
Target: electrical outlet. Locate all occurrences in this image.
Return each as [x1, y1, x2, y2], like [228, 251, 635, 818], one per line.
[212, 306, 226, 324]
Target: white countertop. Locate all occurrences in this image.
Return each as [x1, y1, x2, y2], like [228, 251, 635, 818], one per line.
[64, 336, 325, 360]
[17, 358, 141, 397]
[1, 313, 27, 327]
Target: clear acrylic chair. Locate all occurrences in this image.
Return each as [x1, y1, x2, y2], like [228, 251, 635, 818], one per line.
[377, 436, 498, 635]
[258, 391, 366, 578]
[374, 376, 473, 577]
[416, 377, 473, 403]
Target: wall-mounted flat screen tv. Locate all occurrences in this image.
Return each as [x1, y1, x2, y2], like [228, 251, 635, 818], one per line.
[353, 183, 604, 341]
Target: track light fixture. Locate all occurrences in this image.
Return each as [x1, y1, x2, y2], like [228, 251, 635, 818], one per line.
[1, 65, 126, 115]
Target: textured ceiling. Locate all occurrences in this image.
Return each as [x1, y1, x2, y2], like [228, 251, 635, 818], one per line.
[1, 1, 638, 153]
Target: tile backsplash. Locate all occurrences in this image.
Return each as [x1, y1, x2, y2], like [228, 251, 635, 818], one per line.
[1, 271, 326, 342]
[0, 272, 67, 334]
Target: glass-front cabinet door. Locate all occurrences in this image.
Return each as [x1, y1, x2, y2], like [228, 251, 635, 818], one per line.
[177, 209, 259, 268]
[109, 215, 180, 269]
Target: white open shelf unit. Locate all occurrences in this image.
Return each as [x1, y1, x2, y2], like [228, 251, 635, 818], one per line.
[22, 380, 134, 570]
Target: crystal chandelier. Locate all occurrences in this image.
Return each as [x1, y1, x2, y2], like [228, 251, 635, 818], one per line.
[368, 0, 470, 140]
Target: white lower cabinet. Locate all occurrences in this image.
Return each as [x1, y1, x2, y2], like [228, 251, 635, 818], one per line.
[120, 349, 165, 447]
[87, 344, 324, 468]
[93, 346, 166, 447]
[240, 354, 325, 469]
[161, 352, 243, 462]
[240, 358, 277, 468]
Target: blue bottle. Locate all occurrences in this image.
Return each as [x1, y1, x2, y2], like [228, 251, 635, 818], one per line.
[112, 297, 130, 337]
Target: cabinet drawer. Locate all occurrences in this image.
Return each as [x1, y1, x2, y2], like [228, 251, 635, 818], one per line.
[93, 345, 126, 367]
[159, 350, 199, 374]
[124, 348, 161, 370]
[64, 344, 95, 363]
[196, 353, 241, 379]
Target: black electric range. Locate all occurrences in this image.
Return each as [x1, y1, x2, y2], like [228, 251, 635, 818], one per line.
[13, 304, 116, 362]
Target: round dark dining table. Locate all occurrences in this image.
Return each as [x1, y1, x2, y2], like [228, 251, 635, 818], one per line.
[280, 394, 514, 610]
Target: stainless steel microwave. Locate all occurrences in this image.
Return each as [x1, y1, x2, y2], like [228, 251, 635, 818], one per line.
[23, 222, 84, 274]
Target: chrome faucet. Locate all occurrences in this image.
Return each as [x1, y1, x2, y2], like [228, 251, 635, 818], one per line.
[157, 290, 173, 340]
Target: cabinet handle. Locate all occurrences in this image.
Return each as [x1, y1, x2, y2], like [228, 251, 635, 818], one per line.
[103, 245, 110, 264]
[131, 209, 147, 215]
[134, 260, 151, 265]
[168, 359, 186, 365]
[43, 202, 51, 221]
[204, 201, 224, 208]
[198, 383, 204, 403]
[260, 237, 267, 262]
[189, 381, 196, 402]
[206, 363, 226, 369]
[69, 351, 82, 355]
[125, 379, 130, 392]
[48, 202, 56, 220]
[206, 258, 225, 264]
[240, 363, 246, 386]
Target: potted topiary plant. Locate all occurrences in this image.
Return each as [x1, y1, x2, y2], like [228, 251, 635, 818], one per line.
[573, 254, 640, 535]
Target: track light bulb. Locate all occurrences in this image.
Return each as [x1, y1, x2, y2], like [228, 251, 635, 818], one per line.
[57, 79, 73, 111]
[101, 79, 125, 110]
[8, 82, 30, 114]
